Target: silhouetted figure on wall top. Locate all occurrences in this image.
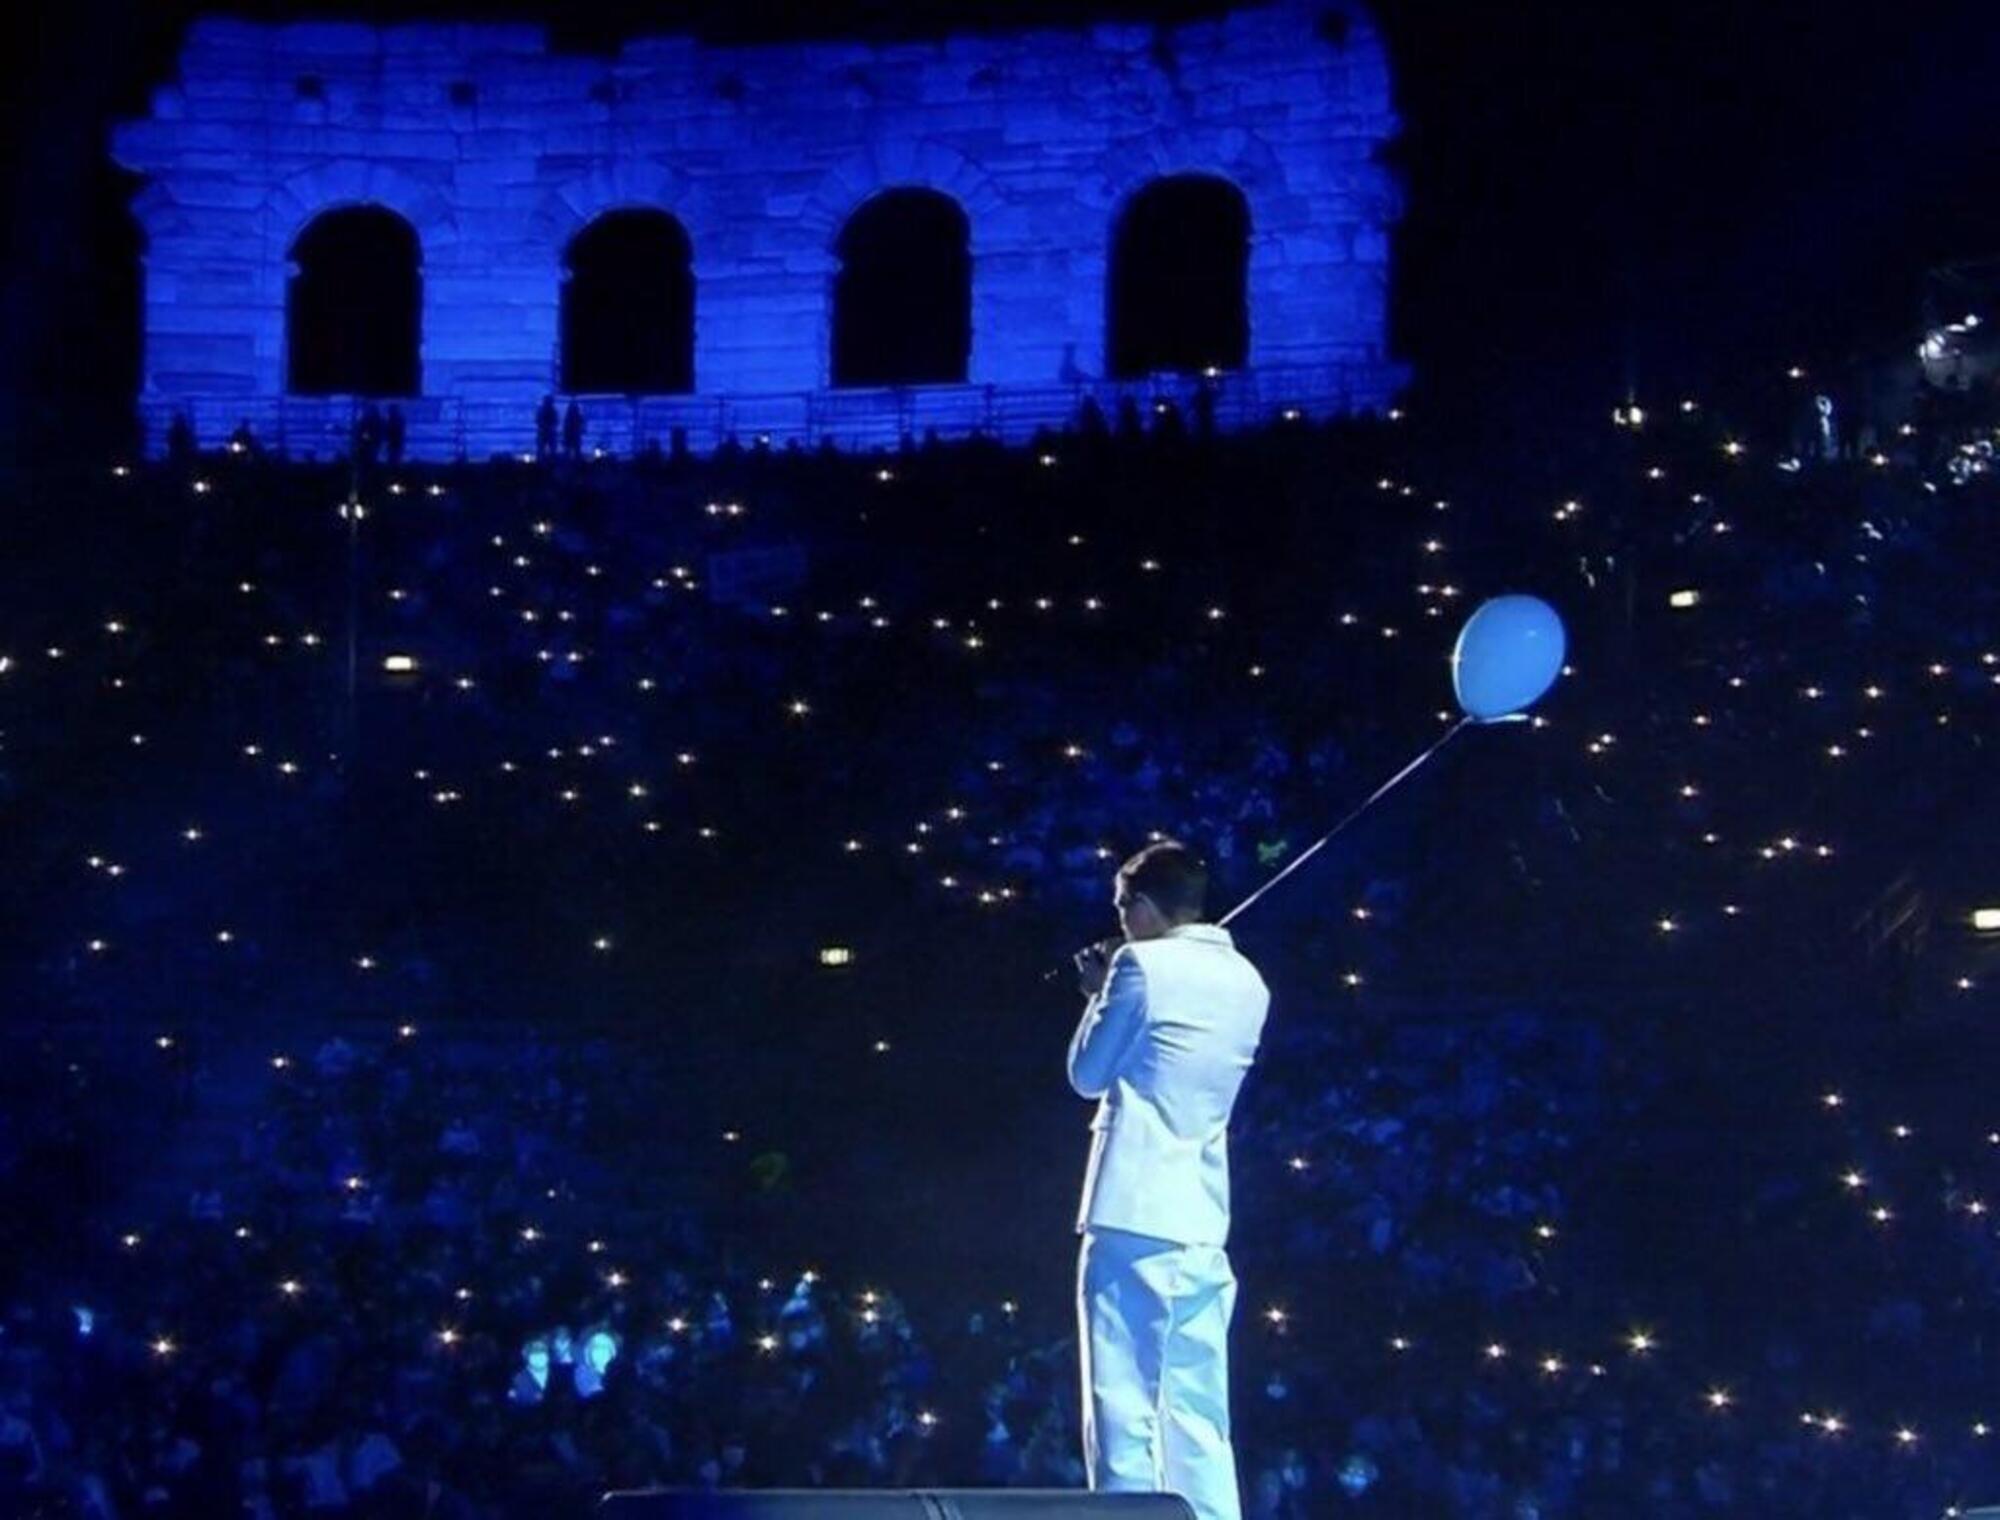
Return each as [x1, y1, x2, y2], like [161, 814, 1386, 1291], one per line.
[536, 395, 558, 461]
[385, 404, 406, 466]
[562, 400, 585, 461]
[166, 411, 196, 464]
[228, 418, 261, 458]
[353, 402, 384, 468]
[1787, 389, 1829, 463]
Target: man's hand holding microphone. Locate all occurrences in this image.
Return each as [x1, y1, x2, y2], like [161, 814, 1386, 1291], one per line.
[1072, 936, 1123, 998]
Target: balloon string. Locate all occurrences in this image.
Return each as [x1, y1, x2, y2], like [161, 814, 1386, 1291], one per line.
[1217, 716, 1474, 929]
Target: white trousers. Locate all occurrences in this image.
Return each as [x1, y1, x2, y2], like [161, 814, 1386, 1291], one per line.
[1077, 1225, 1241, 1520]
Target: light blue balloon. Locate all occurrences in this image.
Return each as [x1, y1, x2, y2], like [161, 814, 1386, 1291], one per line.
[1451, 595, 1566, 721]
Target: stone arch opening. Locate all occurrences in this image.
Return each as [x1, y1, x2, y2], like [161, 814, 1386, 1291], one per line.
[286, 205, 421, 396]
[832, 188, 970, 387]
[1107, 174, 1250, 379]
[560, 209, 695, 395]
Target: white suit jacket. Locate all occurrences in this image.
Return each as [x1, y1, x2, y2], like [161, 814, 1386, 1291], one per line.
[1067, 921, 1270, 1247]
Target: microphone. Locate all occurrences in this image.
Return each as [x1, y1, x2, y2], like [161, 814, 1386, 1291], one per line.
[1044, 935, 1124, 985]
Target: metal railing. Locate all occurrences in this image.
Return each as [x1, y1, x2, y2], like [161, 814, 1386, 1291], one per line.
[135, 361, 1409, 463]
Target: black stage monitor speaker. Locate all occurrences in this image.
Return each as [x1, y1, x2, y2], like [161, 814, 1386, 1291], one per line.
[599, 1491, 1195, 1519]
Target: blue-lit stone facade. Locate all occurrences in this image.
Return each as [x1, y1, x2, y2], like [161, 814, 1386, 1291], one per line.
[111, 0, 1404, 461]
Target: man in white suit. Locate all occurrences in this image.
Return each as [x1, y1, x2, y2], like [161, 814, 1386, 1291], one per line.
[1068, 839, 1271, 1520]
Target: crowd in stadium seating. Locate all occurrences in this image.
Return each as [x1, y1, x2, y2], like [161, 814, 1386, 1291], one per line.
[2, 359, 1999, 1518]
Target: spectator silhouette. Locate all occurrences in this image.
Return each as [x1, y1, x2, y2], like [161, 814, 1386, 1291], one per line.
[536, 395, 559, 462]
[166, 410, 197, 465]
[353, 402, 384, 469]
[1192, 382, 1217, 438]
[385, 403, 407, 467]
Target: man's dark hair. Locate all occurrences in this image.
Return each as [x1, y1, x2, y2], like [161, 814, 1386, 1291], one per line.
[1117, 840, 1209, 922]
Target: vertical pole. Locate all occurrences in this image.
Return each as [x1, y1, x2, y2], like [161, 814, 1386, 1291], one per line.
[344, 458, 361, 767]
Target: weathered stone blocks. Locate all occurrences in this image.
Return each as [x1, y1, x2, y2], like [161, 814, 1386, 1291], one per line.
[112, 0, 1404, 459]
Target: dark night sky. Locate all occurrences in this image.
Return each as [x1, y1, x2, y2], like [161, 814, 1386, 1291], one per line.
[4, 0, 1999, 459]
